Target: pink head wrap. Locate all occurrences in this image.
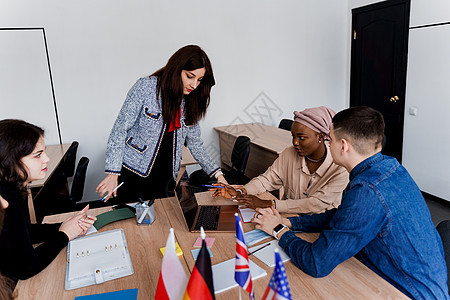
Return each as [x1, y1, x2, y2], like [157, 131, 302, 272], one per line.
[293, 106, 336, 135]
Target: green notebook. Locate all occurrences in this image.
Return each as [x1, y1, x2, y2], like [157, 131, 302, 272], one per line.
[93, 208, 135, 230]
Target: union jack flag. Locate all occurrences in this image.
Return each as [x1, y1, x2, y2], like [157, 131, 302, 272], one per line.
[234, 213, 255, 299]
[261, 249, 292, 300]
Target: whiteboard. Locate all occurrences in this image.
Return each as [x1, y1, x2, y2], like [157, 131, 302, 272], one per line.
[0, 28, 61, 145]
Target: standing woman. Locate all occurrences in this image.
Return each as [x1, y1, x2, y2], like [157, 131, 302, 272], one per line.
[0, 119, 96, 281]
[97, 45, 226, 203]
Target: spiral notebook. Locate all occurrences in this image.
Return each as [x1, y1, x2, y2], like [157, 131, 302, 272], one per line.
[65, 229, 134, 290]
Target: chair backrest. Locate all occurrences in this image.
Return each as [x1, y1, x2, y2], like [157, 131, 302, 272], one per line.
[437, 220, 450, 293]
[278, 119, 293, 131]
[382, 134, 387, 152]
[70, 157, 89, 203]
[61, 141, 79, 178]
[44, 141, 79, 195]
[231, 136, 251, 174]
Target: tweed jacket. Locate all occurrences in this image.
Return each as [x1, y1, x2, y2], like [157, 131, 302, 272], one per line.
[105, 76, 219, 179]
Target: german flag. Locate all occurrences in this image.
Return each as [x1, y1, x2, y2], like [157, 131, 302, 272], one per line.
[183, 236, 215, 300]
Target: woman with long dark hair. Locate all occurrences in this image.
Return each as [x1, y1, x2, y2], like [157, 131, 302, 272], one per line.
[0, 119, 96, 281]
[97, 45, 227, 203]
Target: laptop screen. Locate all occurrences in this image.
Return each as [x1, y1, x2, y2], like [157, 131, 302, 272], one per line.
[175, 180, 205, 229]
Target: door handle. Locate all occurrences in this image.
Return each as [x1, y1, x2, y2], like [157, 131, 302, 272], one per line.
[390, 96, 399, 103]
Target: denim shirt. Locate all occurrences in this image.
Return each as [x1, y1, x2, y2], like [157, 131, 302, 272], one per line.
[105, 76, 219, 178]
[279, 153, 448, 299]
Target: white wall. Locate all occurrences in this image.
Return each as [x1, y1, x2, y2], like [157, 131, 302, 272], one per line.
[403, 0, 450, 201]
[0, 0, 349, 200]
[410, 0, 450, 26]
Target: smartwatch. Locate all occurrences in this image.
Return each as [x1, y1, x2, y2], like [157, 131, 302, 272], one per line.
[272, 224, 288, 240]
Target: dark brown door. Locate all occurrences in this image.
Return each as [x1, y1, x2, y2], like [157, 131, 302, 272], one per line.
[350, 0, 410, 163]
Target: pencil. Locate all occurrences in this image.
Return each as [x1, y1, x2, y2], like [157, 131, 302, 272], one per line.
[248, 242, 271, 256]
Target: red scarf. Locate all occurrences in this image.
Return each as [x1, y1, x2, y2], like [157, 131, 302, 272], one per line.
[168, 107, 181, 132]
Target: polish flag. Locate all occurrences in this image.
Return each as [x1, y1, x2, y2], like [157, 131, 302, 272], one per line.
[155, 228, 188, 300]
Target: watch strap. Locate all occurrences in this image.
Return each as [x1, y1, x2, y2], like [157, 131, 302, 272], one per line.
[272, 224, 287, 239]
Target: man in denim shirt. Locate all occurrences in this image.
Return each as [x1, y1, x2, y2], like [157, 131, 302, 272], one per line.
[254, 107, 448, 299]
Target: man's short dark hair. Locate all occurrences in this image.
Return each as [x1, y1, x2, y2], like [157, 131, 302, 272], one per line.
[332, 106, 385, 155]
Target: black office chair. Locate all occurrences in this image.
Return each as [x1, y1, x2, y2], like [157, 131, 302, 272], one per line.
[278, 119, 293, 131]
[45, 141, 79, 197]
[437, 220, 450, 293]
[34, 157, 90, 220]
[70, 157, 89, 203]
[223, 136, 251, 185]
[189, 136, 251, 187]
[187, 136, 251, 187]
[62, 141, 79, 178]
[381, 134, 387, 153]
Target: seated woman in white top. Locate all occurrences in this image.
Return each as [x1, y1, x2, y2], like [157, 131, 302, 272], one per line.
[213, 106, 349, 214]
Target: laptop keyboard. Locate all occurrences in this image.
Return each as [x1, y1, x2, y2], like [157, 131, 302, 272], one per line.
[193, 206, 221, 231]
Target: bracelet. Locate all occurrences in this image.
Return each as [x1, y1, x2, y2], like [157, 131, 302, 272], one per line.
[213, 170, 224, 179]
[235, 188, 244, 196]
[106, 172, 120, 176]
[272, 199, 276, 208]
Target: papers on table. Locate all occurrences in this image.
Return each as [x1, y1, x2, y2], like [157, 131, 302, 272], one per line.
[191, 248, 213, 260]
[84, 226, 97, 236]
[248, 240, 291, 267]
[239, 207, 256, 223]
[193, 237, 215, 247]
[212, 258, 267, 294]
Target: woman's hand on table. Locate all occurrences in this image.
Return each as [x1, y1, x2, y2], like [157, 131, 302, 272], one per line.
[59, 205, 97, 240]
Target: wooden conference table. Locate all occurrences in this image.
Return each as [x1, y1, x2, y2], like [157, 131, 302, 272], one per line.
[15, 194, 407, 299]
[214, 123, 292, 179]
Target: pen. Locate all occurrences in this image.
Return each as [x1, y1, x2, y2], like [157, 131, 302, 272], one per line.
[248, 242, 271, 256]
[138, 207, 150, 223]
[101, 182, 124, 201]
[202, 184, 225, 189]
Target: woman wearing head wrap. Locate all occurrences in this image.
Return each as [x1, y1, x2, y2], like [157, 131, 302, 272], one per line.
[213, 106, 349, 214]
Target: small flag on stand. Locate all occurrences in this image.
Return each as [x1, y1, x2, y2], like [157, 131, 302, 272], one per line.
[183, 227, 215, 300]
[234, 213, 254, 300]
[155, 228, 188, 300]
[261, 249, 292, 300]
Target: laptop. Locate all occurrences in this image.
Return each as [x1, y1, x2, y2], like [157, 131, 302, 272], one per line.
[174, 180, 238, 232]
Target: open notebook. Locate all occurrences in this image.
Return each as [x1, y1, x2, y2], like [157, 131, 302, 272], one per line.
[65, 229, 134, 290]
